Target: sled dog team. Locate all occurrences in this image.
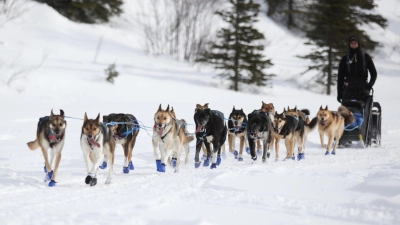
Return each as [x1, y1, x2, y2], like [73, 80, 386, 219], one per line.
[27, 102, 354, 187]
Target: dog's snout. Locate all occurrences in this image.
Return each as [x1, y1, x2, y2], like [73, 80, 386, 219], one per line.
[88, 135, 92, 139]
[157, 123, 163, 128]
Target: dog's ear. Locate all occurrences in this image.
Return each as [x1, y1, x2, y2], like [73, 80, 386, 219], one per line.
[60, 109, 65, 118]
[84, 112, 88, 123]
[232, 106, 235, 112]
[283, 108, 286, 113]
[241, 108, 244, 113]
[294, 106, 297, 111]
[204, 103, 209, 108]
[158, 104, 162, 112]
[325, 105, 328, 110]
[50, 109, 54, 117]
[95, 113, 100, 124]
[275, 111, 278, 117]
[320, 105, 323, 111]
[166, 104, 170, 112]
[270, 103, 274, 108]
[196, 104, 201, 109]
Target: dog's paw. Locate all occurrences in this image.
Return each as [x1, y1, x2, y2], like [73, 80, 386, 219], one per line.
[238, 157, 243, 162]
[158, 163, 166, 173]
[99, 162, 107, 169]
[43, 164, 47, 173]
[217, 156, 222, 166]
[274, 158, 279, 162]
[44, 170, 54, 182]
[325, 151, 330, 155]
[171, 158, 177, 168]
[210, 163, 217, 169]
[331, 150, 336, 155]
[155, 160, 162, 172]
[221, 152, 227, 160]
[245, 147, 250, 155]
[297, 153, 305, 161]
[85, 175, 92, 184]
[90, 178, 97, 186]
[194, 161, 201, 169]
[257, 150, 262, 156]
[174, 168, 179, 173]
[128, 161, 134, 170]
[201, 155, 207, 161]
[123, 167, 129, 174]
[291, 155, 295, 160]
[48, 180, 56, 187]
[105, 178, 112, 185]
[203, 158, 210, 167]
[262, 159, 267, 164]
[233, 150, 239, 156]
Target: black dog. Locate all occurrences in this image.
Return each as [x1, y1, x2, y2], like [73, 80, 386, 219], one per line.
[102, 113, 140, 173]
[273, 112, 300, 160]
[194, 108, 227, 169]
[247, 110, 272, 163]
[227, 107, 249, 161]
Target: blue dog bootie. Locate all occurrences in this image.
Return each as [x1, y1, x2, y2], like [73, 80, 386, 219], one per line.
[245, 147, 251, 155]
[99, 162, 107, 169]
[171, 157, 177, 168]
[233, 150, 239, 159]
[123, 167, 129, 174]
[297, 152, 305, 161]
[48, 180, 57, 187]
[159, 163, 166, 173]
[128, 161, 134, 170]
[217, 156, 222, 165]
[203, 158, 210, 167]
[210, 163, 217, 169]
[331, 150, 336, 155]
[194, 161, 201, 169]
[325, 151, 330, 155]
[156, 160, 162, 172]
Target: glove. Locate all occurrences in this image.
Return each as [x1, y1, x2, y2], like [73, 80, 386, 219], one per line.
[337, 95, 342, 103]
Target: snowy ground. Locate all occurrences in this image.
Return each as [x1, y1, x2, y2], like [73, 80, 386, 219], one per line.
[0, 1, 400, 225]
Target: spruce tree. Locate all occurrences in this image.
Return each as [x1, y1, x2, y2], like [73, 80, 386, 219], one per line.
[265, 0, 304, 30]
[197, 0, 274, 92]
[299, 0, 387, 95]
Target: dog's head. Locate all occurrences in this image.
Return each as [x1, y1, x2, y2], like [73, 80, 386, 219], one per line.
[261, 101, 275, 114]
[248, 118, 265, 139]
[49, 109, 66, 138]
[285, 106, 298, 116]
[273, 111, 287, 134]
[82, 112, 101, 140]
[195, 103, 209, 113]
[154, 104, 173, 131]
[317, 105, 330, 126]
[229, 106, 246, 128]
[194, 108, 211, 133]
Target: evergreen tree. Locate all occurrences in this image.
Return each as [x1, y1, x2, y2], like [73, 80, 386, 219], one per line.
[105, 63, 119, 84]
[299, 0, 387, 95]
[265, 0, 304, 30]
[35, 0, 123, 24]
[197, 0, 274, 92]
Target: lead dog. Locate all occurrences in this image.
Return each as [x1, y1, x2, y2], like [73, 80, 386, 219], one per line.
[247, 110, 272, 163]
[27, 109, 66, 187]
[227, 106, 249, 161]
[102, 113, 139, 173]
[80, 113, 116, 186]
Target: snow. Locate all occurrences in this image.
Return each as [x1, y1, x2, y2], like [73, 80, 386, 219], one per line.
[0, 1, 400, 225]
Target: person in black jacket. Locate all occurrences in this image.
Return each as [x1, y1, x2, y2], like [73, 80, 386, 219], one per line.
[337, 36, 377, 103]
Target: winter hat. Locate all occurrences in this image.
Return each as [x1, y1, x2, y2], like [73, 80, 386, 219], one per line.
[349, 36, 359, 43]
[348, 36, 361, 55]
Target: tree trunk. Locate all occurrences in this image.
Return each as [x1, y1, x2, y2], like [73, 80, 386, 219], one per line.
[233, 1, 240, 92]
[327, 44, 332, 95]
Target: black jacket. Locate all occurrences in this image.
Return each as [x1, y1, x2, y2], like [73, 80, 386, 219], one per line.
[337, 36, 377, 99]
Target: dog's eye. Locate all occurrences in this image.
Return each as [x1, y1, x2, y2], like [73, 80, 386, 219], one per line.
[164, 117, 166, 120]
[59, 123, 63, 126]
[85, 128, 88, 130]
[52, 123, 56, 126]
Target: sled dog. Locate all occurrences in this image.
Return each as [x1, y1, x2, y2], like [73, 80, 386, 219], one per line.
[273, 111, 299, 160]
[27, 109, 67, 187]
[317, 106, 345, 155]
[338, 105, 356, 125]
[194, 107, 227, 169]
[247, 110, 272, 163]
[227, 106, 249, 161]
[260, 101, 280, 157]
[102, 113, 139, 173]
[80, 113, 116, 186]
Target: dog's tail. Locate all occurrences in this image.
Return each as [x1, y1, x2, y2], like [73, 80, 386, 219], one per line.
[305, 117, 318, 133]
[300, 109, 310, 115]
[27, 139, 40, 150]
[338, 105, 355, 125]
[299, 109, 311, 124]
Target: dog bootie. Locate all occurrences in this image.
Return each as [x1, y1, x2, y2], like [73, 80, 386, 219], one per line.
[171, 158, 177, 168]
[201, 155, 207, 161]
[46, 170, 54, 182]
[85, 175, 92, 184]
[123, 167, 129, 174]
[155, 160, 162, 172]
[210, 163, 217, 169]
[90, 178, 97, 186]
[297, 153, 305, 161]
[217, 156, 222, 165]
[325, 151, 330, 155]
[159, 163, 166, 173]
[257, 150, 262, 156]
[44, 164, 47, 173]
[174, 168, 179, 173]
[246, 147, 251, 155]
[48, 180, 56, 187]
[99, 162, 107, 169]
[238, 157, 243, 162]
[128, 161, 134, 170]
[331, 150, 336, 155]
[194, 161, 201, 169]
[233, 150, 239, 159]
[203, 158, 210, 167]
[291, 155, 295, 160]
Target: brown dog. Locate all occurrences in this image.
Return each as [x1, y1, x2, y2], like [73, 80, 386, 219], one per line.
[317, 106, 345, 155]
[260, 101, 281, 159]
[27, 109, 66, 187]
[338, 105, 356, 125]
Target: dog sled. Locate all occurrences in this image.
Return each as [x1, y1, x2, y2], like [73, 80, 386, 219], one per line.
[339, 87, 382, 148]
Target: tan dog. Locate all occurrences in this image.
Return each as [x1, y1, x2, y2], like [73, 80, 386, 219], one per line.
[170, 107, 195, 167]
[338, 105, 356, 125]
[27, 109, 66, 187]
[317, 106, 345, 155]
